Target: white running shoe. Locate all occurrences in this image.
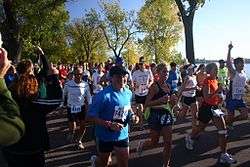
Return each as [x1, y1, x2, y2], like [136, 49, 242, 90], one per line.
[185, 135, 194, 150]
[78, 141, 85, 150]
[90, 155, 97, 167]
[219, 153, 237, 164]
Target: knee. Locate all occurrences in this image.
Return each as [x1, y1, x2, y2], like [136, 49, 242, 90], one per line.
[218, 128, 227, 138]
[150, 138, 159, 146]
[241, 110, 248, 119]
[163, 140, 172, 148]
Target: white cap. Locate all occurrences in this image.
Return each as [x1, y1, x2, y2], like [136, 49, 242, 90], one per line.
[0, 32, 2, 47]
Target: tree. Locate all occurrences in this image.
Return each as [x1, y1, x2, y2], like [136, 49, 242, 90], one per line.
[0, 0, 69, 62]
[174, 0, 207, 64]
[99, 0, 140, 60]
[67, 9, 107, 63]
[122, 40, 139, 66]
[138, 0, 182, 64]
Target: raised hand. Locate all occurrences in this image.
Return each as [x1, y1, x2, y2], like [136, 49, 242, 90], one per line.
[0, 48, 11, 78]
[228, 41, 233, 50]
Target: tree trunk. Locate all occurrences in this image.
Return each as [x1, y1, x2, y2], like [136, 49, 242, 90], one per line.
[2, 0, 21, 62]
[184, 18, 195, 64]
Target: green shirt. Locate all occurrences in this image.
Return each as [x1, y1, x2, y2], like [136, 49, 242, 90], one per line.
[218, 67, 228, 86]
[0, 78, 25, 146]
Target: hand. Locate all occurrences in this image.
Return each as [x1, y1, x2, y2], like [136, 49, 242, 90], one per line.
[110, 122, 124, 131]
[0, 48, 11, 79]
[36, 46, 44, 55]
[159, 94, 170, 103]
[228, 42, 233, 50]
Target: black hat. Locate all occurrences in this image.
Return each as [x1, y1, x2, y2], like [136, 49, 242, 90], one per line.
[219, 59, 225, 63]
[109, 66, 128, 77]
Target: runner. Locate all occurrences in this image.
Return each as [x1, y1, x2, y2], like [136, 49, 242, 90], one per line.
[218, 59, 229, 87]
[88, 65, 139, 167]
[178, 64, 198, 131]
[185, 63, 236, 165]
[132, 57, 154, 128]
[132, 57, 154, 105]
[166, 62, 181, 94]
[92, 63, 104, 95]
[195, 64, 207, 106]
[137, 63, 173, 167]
[63, 67, 91, 149]
[225, 42, 249, 129]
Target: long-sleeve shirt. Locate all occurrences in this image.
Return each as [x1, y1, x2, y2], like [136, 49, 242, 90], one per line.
[0, 78, 25, 147]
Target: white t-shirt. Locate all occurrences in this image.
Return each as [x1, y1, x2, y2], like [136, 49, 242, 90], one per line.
[231, 71, 247, 100]
[63, 80, 92, 110]
[92, 71, 104, 94]
[132, 69, 153, 96]
[182, 75, 197, 97]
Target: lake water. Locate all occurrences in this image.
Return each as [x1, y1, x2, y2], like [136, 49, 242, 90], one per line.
[245, 64, 250, 79]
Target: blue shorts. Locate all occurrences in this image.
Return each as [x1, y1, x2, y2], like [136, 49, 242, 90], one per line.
[226, 99, 246, 113]
[148, 108, 173, 132]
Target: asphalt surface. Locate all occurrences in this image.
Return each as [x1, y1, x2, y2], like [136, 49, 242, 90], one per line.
[45, 109, 250, 167]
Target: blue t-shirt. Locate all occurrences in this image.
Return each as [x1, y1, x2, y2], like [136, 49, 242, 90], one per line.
[88, 85, 132, 142]
[166, 70, 179, 92]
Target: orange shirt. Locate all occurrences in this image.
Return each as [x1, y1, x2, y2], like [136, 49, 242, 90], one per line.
[203, 77, 221, 105]
[196, 72, 207, 87]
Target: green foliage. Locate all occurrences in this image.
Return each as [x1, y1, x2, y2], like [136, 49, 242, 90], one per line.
[138, 0, 182, 64]
[0, 0, 70, 62]
[99, 0, 139, 58]
[122, 40, 139, 66]
[67, 9, 108, 64]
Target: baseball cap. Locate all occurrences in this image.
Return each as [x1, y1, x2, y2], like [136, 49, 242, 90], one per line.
[109, 66, 128, 77]
[115, 57, 124, 65]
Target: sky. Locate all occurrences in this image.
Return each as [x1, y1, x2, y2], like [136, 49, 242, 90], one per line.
[66, 0, 250, 60]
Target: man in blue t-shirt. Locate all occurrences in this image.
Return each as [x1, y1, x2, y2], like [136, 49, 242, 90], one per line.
[166, 62, 181, 94]
[88, 65, 139, 167]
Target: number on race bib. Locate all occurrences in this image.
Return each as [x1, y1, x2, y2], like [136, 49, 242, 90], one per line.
[71, 106, 82, 113]
[139, 84, 147, 94]
[113, 106, 130, 122]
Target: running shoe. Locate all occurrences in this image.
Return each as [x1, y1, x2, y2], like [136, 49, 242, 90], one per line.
[78, 141, 85, 150]
[219, 153, 237, 164]
[90, 155, 97, 167]
[185, 135, 194, 150]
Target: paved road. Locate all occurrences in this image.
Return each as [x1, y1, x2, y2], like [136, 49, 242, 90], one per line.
[45, 109, 250, 167]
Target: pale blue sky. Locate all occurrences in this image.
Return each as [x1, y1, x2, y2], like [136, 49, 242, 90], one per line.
[66, 0, 250, 60]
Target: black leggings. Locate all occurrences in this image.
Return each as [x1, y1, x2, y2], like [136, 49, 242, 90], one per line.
[3, 151, 45, 167]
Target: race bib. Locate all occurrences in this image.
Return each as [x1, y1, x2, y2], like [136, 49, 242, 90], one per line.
[233, 87, 245, 99]
[172, 80, 178, 87]
[113, 105, 130, 122]
[211, 108, 224, 117]
[71, 106, 82, 113]
[160, 114, 172, 125]
[139, 84, 147, 94]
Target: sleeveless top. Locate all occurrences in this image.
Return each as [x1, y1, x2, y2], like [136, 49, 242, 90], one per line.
[151, 82, 170, 101]
[229, 71, 247, 100]
[182, 75, 197, 97]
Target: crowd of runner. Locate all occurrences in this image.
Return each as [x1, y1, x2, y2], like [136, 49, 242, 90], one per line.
[0, 34, 250, 167]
